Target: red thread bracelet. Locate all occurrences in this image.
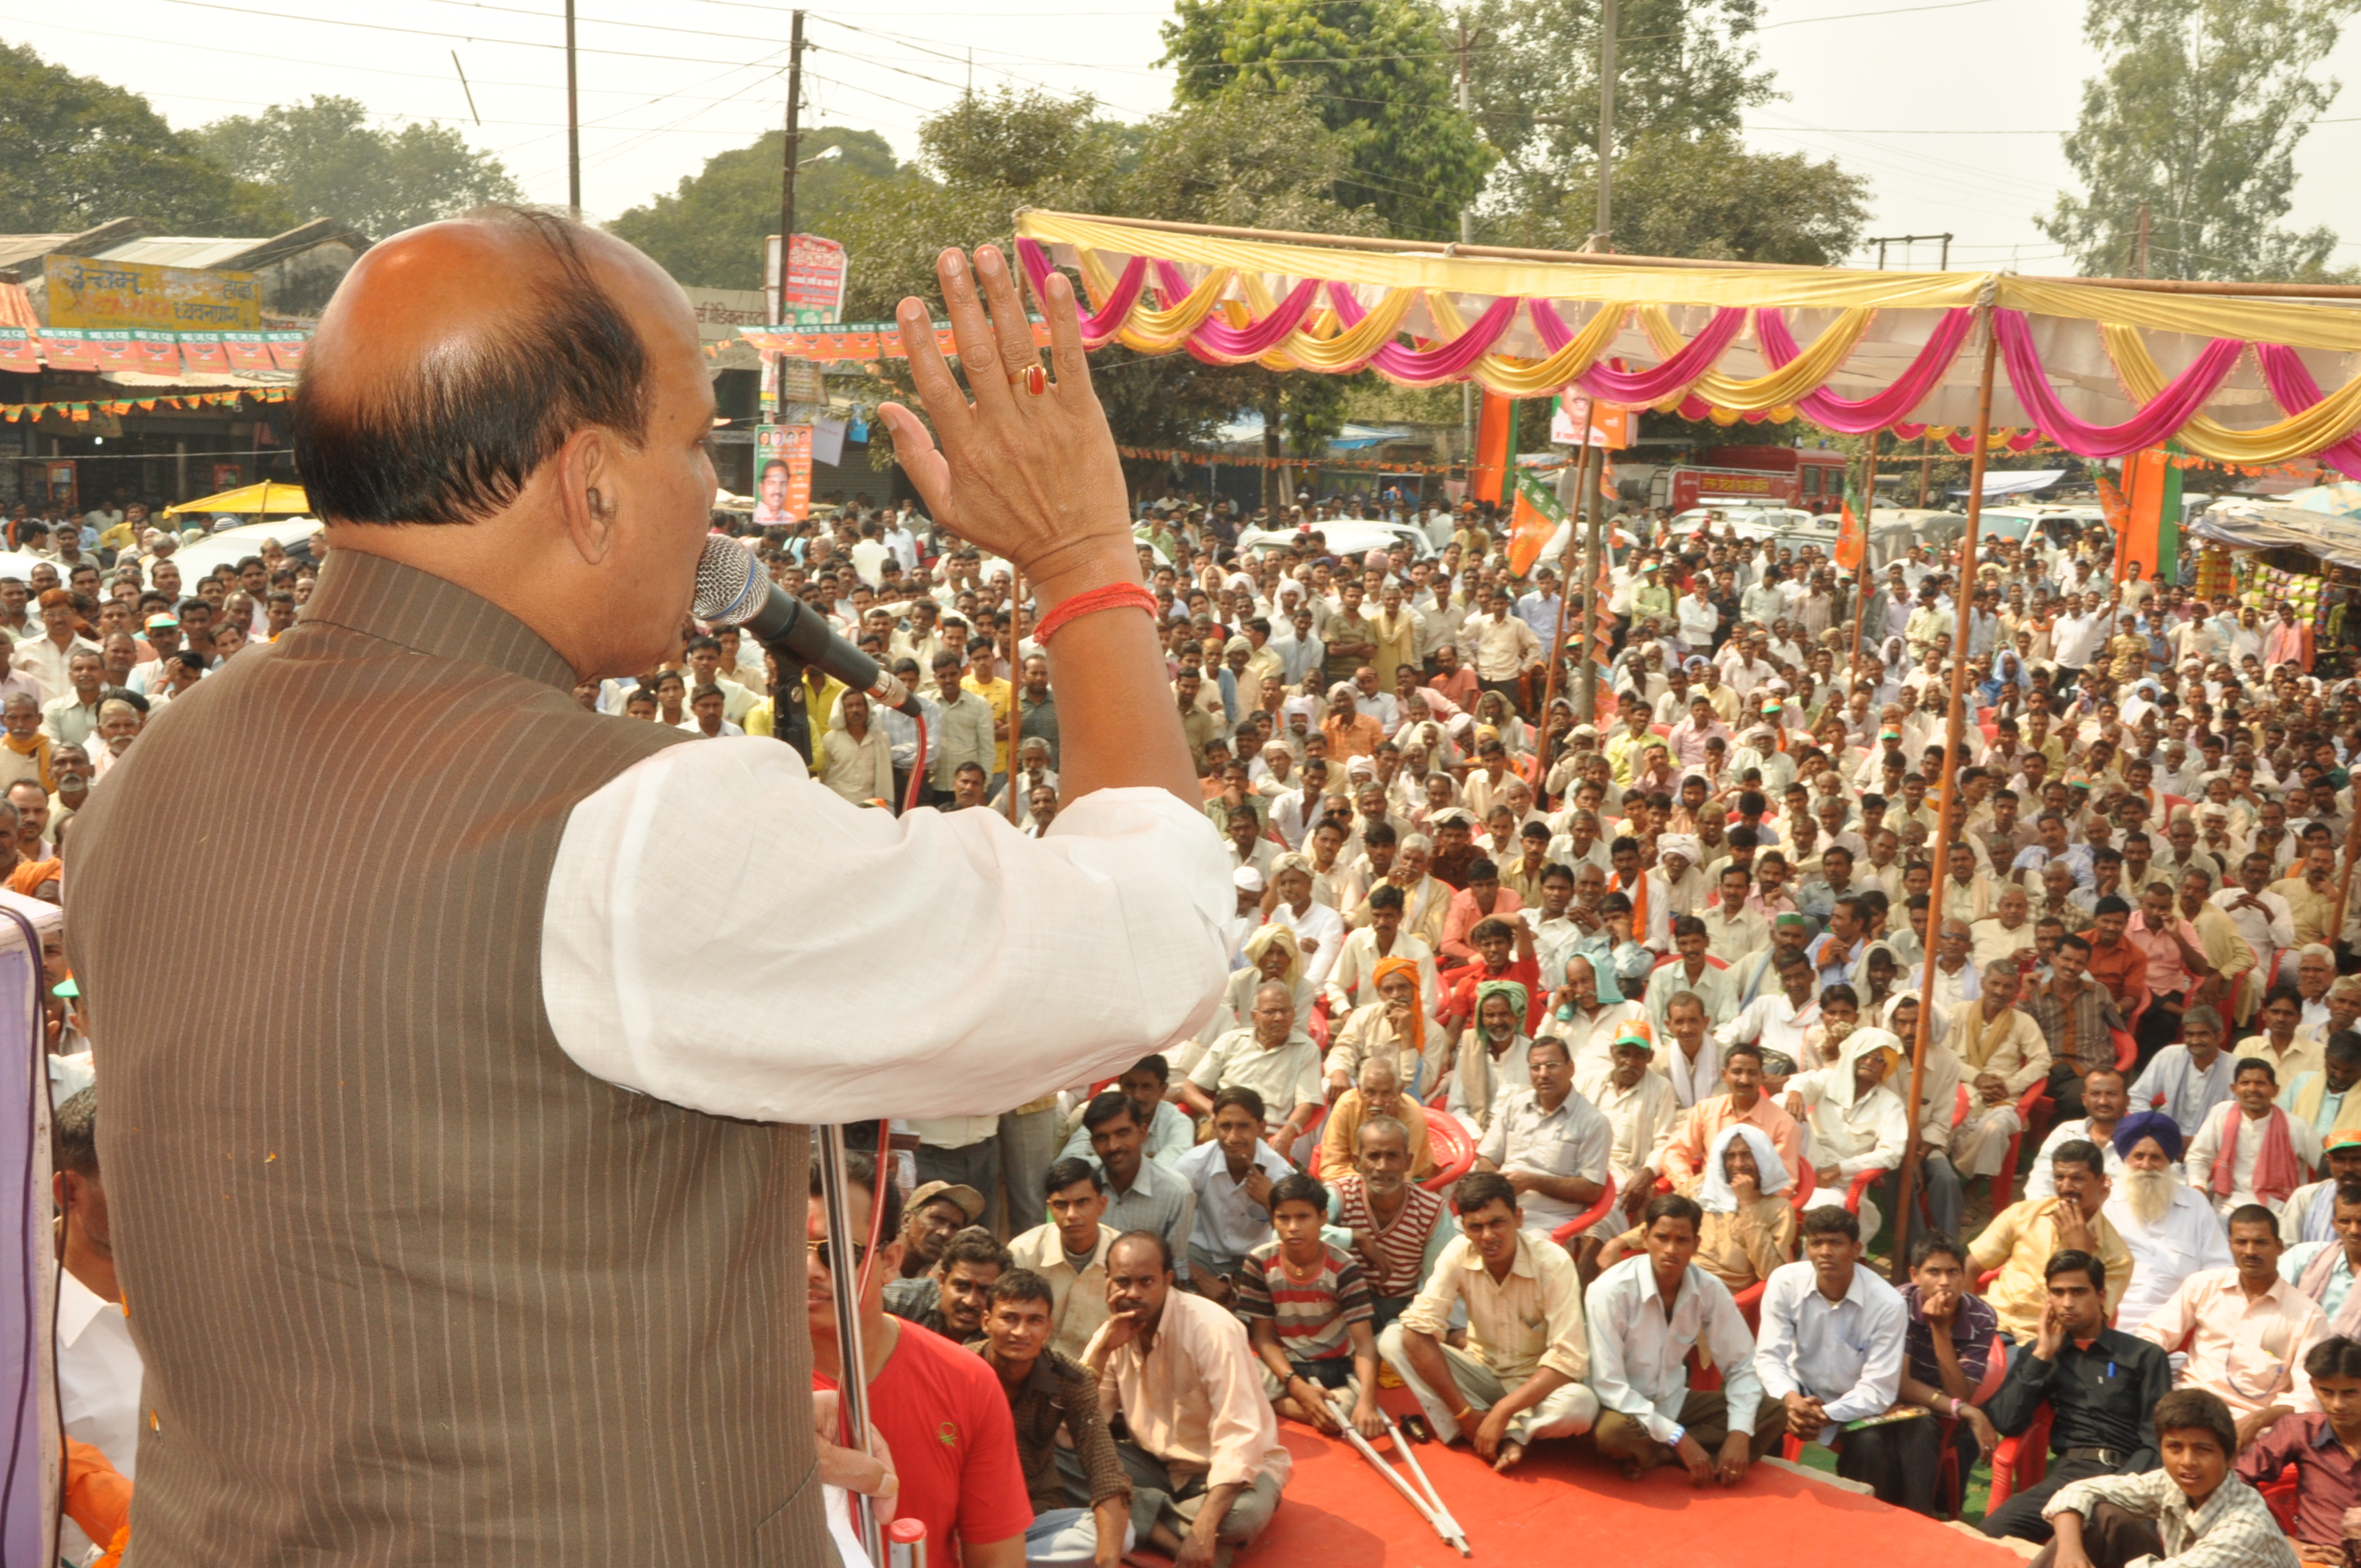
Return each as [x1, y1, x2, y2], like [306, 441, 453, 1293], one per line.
[1033, 581, 1158, 645]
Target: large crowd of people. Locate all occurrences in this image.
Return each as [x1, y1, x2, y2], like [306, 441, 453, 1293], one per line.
[36, 469, 2361, 1568]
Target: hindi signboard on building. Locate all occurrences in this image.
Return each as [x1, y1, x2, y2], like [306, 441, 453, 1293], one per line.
[44, 255, 262, 333]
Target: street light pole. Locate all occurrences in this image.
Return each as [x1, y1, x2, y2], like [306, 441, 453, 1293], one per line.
[564, 0, 580, 218]
[772, 9, 806, 412]
[1594, 0, 1616, 250]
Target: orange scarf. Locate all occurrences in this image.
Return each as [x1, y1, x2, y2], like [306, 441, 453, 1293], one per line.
[1373, 956, 1426, 1060]
[2, 730, 51, 793]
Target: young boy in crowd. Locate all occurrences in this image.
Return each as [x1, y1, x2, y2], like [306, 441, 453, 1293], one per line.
[2038, 1387, 2300, 1568]
[1234, 1173, 1384, 1440]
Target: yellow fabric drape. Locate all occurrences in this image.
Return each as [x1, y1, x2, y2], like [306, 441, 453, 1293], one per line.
[1228, 270, 1420, 371]
[2002, 276, 2361, 356]
[1419, 291, 1631, 396]
[1020, 209, 1989, 311]
[1639, 305, 1874, 412]
[2103, 323, 2361, 463]
[1075, 251, 1236, 352]
[1022, 211, 2361, 355]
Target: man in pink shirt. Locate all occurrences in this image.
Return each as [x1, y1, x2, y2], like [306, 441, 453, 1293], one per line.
[1438, 860, 1526, 965]
[1665, 694, 1732, 771]
[2126, 879, 2216, 1064]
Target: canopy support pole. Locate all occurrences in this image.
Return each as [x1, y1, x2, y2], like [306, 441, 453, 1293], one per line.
[1848, 428, 1878, 675]
[1530, 402, 1594, 802]
[1890, 311, 1998, 1284]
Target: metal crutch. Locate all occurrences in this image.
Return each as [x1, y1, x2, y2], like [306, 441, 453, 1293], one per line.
[1381, 1407, 1468, 1554]
[1327, 1393, 1472, 1556]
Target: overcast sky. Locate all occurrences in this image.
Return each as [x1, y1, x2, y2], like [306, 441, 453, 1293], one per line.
[10, 0, 2361, 278]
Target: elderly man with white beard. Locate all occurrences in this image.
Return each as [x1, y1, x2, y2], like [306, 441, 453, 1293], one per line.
[2100, 1111, 2232, 1333]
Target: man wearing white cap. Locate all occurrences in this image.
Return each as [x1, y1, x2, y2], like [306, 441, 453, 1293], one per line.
[1642, 835, 1707, 953]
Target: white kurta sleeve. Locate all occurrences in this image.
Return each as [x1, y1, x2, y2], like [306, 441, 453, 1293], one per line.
[541, 738, 1232, 1122]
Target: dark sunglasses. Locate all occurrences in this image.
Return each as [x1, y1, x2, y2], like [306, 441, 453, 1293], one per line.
[805, 1235, 869, 1274]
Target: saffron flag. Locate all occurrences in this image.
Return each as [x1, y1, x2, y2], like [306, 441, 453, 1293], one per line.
[1470, 389, 1515, 505]
[1835, 471, 1867, 572]
[2113, 449, 2178, 583]
[1506, 466, 1567, 578]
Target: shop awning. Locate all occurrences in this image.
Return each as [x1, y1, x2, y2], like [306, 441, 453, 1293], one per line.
[2189, 501, 2361, 569]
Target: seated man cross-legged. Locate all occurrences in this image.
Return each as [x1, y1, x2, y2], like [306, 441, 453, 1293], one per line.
[1379, 1170, 1599, 1473]
[1081, 1231, 1291, 1568]
[1586, 1192, 1786, 1484]
[1752, 1204, 1930, 1514]
[979, 1269, 1135, 1568]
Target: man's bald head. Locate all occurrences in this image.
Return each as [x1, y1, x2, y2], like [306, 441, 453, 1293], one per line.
[290, 207, 719, 681]
[294, 207, 668, 528]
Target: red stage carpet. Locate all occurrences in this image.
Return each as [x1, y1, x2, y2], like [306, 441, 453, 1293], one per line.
[1250, 1422, 2027, 1567]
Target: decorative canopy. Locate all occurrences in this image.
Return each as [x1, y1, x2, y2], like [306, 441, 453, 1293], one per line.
[1012, 210, 2361, 472]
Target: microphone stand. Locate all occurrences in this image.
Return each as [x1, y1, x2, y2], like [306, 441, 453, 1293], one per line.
[816, 1124, 885, 1567]
[774, 650, 814, 765]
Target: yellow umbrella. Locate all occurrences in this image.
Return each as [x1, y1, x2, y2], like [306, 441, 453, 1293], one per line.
[163, 481, 310, 516]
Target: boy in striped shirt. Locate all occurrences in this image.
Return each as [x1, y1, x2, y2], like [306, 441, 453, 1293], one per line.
[1236, 1173, 1386, 1439]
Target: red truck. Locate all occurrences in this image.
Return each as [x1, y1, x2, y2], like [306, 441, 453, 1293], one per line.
[1661, 446, 1850, 512]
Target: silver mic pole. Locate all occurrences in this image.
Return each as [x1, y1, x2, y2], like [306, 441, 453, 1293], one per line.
[816, 1123, 885, 1566]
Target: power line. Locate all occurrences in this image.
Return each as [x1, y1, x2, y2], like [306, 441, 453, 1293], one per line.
[1758, 0, 2009, 28]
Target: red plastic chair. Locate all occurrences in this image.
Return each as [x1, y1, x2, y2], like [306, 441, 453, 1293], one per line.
[2261, 1463, 2299, 1533]
[1990, 1078, 2056, 1212]
[1789, 1161, 1817, 1210]
[1421, 1109, 1476, 1192]
[1843, 1169, 1879, 1213]
[2114, 1028, 2137, 1072]
[1987, 1404, 2053, 1508]
[1550, 1175, 1620, 1247]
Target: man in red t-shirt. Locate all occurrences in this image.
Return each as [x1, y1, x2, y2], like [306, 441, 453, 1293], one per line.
[810, 1153, 1034, 1567]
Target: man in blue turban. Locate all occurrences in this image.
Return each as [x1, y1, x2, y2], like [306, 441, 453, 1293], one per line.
[2103, 1107, 2227, 1334]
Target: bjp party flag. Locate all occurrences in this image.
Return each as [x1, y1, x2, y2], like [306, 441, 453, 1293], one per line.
[1506, 467, 1567, 578]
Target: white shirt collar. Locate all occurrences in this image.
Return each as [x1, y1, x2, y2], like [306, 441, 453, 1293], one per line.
[55, 1265, 118, 1348]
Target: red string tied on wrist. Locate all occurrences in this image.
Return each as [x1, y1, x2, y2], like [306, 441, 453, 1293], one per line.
[1032, 581, 1159, 645]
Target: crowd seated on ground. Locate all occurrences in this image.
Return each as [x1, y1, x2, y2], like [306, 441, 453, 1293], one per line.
[43, 484, 2361, 1564]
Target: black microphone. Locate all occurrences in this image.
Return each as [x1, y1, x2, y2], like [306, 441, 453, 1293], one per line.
[691, 537, 924, 717]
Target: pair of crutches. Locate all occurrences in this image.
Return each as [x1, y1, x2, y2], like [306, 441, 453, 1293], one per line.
[1324, 1390, 1471, 1557]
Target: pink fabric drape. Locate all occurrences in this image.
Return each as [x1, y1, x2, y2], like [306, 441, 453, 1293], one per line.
[1531, 300, 1749, 404]
[1994, 308, 2243, 457]
[1327, 287, 1525, 382]
[2254, 344, 2361, 481]
[1015, 240, 1148, 349]
[1755, 308, 1973, 433]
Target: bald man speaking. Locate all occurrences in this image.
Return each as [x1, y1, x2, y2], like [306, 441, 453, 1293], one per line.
[67, 209, 1227, 1564]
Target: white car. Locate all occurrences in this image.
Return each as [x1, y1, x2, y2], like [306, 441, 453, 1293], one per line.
[1669, 506, 1818, 540]
[172, 518, 326, 581]
[1236, 520, 1437, 563]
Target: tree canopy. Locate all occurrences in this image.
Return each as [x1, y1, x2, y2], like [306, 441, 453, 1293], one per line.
[2038, 0, 2359, 280]
[1161, 0, 1493, 240]
[195, 96, 521, 240]
[606, 126, 910, 292]
[0, 40, 289, 234]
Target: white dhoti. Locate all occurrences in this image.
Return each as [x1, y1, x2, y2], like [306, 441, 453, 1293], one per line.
[1949, 1102, 2025, 1180]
